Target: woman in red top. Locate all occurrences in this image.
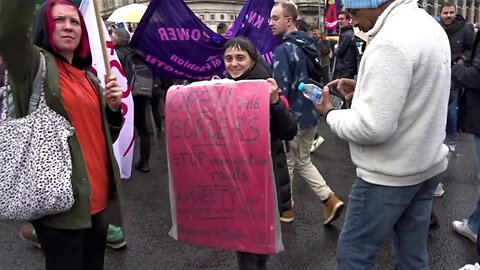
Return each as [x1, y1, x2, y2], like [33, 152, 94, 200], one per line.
[0, 1, 124, 269]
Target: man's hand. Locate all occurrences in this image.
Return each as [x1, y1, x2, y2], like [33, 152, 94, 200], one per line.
[104, 75, 123, 112]
[328, 78, 356, 102]
[266, 78, 280, 104]
[313, 86, 334, 117]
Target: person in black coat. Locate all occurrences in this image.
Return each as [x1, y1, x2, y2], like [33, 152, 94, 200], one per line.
[451, 29, 480, 269]
[440, 3, 474, 156]
[333, 11, 358, 80]
[223, 36, 297, 270]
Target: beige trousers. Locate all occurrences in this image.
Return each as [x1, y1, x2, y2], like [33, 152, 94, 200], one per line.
[287, 125, 332, 201]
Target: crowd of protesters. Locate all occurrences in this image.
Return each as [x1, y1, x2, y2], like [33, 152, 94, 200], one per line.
[2, 0, 480, 269]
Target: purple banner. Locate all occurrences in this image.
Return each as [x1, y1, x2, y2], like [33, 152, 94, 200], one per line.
[130, 0, 279, 81]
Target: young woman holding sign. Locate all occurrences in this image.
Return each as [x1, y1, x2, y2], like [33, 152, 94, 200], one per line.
[223, 36, 297, 269]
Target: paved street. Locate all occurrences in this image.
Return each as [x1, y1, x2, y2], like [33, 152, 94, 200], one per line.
[1, 120, 479, 270]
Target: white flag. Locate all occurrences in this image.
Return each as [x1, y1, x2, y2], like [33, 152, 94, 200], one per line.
[80, 0, 134, 179]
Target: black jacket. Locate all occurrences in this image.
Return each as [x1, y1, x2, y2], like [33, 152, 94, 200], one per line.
[115, 45, 138, 85]
[452, 31, 480, 136]
[443, 15, 474, 63]
[228, 57, 297, 212]
[334, 25, 358, 79]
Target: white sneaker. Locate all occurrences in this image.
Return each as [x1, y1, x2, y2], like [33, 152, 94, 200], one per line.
[448, 143, 460, 157]
[459, 263, 480, 270]
[453, 219, 478, 243]
[310, 136, 325, 153]
[434, 183, 444, 197]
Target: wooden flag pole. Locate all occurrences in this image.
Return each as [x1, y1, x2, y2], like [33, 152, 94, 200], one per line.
[92, 0, 111, 79]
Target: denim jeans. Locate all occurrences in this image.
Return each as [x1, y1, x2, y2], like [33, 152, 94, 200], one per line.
[445, 88, 459, 144]
[467, 136, 480, 234]
[337, 176, 439, 270]
[476, 135, 480, 184]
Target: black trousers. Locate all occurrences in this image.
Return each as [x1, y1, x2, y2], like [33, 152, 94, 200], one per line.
[150, 91, 162, 131]
[320, 65, 331, 86]
[32, 210, 109, 270]
[237, 252, 269, 270]
[133, 96, 153, 164]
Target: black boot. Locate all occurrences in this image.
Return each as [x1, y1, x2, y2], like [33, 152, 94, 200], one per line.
[134, 161, 150, 173]
[430, 212, 439, 230]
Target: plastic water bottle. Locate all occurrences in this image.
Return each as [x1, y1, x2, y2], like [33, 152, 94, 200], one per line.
[298, 82, 344, 109]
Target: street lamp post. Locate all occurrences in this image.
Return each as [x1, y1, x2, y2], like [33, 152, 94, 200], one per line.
[318, 0, 324, 32]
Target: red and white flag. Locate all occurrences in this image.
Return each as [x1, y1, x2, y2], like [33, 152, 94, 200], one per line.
[80, 0, 135, 179]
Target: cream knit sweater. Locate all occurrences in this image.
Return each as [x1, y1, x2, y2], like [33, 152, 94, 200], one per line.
[327, 0, 451, 186]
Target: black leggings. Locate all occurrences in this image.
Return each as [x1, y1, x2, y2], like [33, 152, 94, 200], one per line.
[237, 251, 268, 270]
[32, 210, 109, 270]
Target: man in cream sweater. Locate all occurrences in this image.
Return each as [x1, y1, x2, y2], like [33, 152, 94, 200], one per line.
[315, 0, 451, 268]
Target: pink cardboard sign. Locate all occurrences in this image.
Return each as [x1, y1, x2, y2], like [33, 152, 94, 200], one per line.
[166, 79, 279, 254]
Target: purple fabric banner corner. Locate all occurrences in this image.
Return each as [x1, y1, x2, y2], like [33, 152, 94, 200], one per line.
[130, 0, 278, 81]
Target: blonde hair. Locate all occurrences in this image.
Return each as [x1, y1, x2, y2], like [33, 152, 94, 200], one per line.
[274, 0, 298, 21]
[276, 0, 298, 9]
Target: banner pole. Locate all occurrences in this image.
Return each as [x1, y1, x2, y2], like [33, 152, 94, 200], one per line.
[92, 0, 111, 79]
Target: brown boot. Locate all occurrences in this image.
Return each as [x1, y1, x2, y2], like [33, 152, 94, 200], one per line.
[280, 209, 294, 223]
[19, 223, 41, 248]
[323, 194, 344, 225]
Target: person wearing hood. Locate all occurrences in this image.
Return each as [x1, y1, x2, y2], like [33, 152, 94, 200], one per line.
[333, 11, 359, 80]
[314, 0, 450, 268]
[269, 1, 344, 226]
[0, 1, 124, 269]
[439, 3, 474, 160]
[223, 36, 297, 270]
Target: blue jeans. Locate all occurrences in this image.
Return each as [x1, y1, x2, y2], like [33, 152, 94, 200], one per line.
[467, 136, 480, 234]
[445, 88, 459, 144]
[476, 135, 480, 185]
[337, 176, 439, 270]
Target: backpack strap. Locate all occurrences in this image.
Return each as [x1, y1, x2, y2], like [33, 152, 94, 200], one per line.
[286, 40, 323, 87]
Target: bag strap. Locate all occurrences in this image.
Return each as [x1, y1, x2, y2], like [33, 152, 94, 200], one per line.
[0, 70, 9, 120]
[27, 52, 47, 114]
[1, 52, 47, 119]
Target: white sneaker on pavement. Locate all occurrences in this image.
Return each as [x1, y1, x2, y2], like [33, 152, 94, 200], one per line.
[434, 183, 444, 197]
[448, 143, 460, 158]
[459, 263, 480, 270]
[310, 136, 325, 153]
[453, 219, 478, 243]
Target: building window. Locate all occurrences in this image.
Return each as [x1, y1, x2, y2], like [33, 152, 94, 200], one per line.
[211, 14, 215, 20]
[230, 15, 234, 20]
[220, 14, 225, 20]
[104, 0, 114, 8]
[200, 14, 204, 20]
